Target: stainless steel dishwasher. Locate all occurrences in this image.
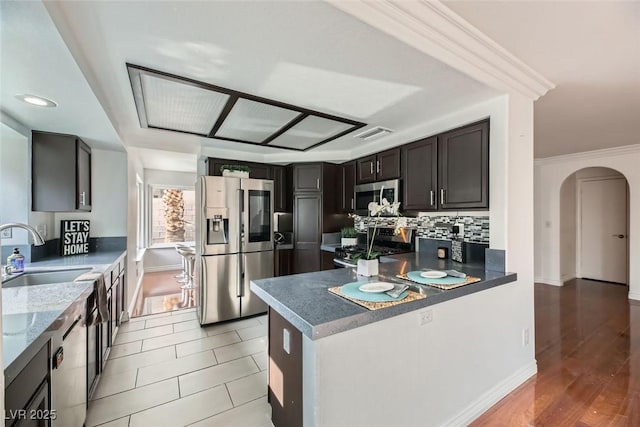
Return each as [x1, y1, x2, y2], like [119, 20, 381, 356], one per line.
[51, 311, 87, 427]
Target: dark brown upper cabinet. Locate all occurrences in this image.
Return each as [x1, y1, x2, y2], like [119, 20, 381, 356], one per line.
[402, 137, 438, 211]
[32, 131, 91, 212]
[340, 161, 356, 212]
[356, 148, 401, 184]
[438, 120, 489, 210]
[208, 159, 272, 179]
[273, 165, 292, 212]
[293, 164, 322, 192]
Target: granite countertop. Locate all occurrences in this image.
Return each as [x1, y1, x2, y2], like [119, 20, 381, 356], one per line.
[250, 252, 517, 340]
[2, 249, 126, 384]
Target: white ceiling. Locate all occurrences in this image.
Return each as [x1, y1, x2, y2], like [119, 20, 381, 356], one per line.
[1, 1, 636, 169]
[444, 1, 640, 158]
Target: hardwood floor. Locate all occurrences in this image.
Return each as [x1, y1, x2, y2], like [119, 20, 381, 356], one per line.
[472, 279, 640, 426]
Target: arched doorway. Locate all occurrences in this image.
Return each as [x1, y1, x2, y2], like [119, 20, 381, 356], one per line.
[559, 167, 630, 285]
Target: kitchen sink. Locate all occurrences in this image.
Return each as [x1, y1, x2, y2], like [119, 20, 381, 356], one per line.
[2, 268, 93, 288]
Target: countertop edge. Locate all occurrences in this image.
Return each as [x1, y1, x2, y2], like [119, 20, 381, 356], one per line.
[252, 271, 518, 341]
[3, 249, 127, 384]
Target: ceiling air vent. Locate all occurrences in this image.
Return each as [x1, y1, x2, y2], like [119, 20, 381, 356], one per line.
[354, 127, 393, 140]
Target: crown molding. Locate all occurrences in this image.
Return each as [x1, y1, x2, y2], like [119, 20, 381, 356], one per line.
[535, 144, 640, 166]
[326, 0, 554, 100]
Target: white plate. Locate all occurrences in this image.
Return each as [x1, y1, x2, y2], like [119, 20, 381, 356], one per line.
[420, 270, 447, 279]
[358, 282, 395, 293]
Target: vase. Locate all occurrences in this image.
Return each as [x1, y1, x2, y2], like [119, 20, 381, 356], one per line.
[357, 258, 379, 277]
[341, 237, 358, 247]
[222, 170, 249, 178]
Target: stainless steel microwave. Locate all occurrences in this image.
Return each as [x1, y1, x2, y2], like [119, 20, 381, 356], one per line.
[354, 179, 400, 216]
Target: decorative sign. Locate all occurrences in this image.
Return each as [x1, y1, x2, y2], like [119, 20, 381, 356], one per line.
[61, 220, 90, 256]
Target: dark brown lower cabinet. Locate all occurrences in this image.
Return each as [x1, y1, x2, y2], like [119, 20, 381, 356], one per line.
[87, 306, 99, 400]
[268, 308, 302, 427]
[321, 251, 335, 270]
[5, 342, 51, 427]
[292, 248, 320, 274]
[275, 249, 293, 276]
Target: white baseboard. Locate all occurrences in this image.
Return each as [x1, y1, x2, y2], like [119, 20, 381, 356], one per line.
[144, 264, 183, 273]
[629, 291, 640, 301]
[126, 271, 145, 319]
[443, 361, 538, 427]
[535, 277, 564, 286]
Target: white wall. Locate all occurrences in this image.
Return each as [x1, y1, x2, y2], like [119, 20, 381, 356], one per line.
[534, 145, 640, 300]
[55, 149, 128, 237]
[0, 123, 30, 244]
[126, 148, 144, 315]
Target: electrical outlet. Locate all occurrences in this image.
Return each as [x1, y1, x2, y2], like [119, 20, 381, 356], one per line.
[0, 228, 12, 239]
[455, 223, 464, 236]
[522, 328, 530, 347]
[419, 310, 433, 326]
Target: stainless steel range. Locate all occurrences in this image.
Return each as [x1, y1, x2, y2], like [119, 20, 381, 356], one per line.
[334, 227, 414, 267]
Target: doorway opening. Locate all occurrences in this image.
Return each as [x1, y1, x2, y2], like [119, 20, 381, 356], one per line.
[559, 167, 630, 285]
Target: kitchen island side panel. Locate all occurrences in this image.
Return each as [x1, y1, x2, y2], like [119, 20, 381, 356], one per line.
[302, 279, 536, 427]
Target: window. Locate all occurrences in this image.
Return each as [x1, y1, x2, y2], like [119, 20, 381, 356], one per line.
[149, 186, 195, 245]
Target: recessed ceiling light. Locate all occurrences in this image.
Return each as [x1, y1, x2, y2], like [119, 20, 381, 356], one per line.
[15, 94, 58, 108]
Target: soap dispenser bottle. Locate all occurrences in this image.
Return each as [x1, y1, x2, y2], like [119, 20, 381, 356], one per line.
[7, 248, 25, 273]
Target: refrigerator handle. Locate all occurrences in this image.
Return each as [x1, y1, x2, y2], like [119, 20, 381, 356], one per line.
[238, 189, 244, 248]
[238, 254, 245, 297]
[201, 258, 207, 319]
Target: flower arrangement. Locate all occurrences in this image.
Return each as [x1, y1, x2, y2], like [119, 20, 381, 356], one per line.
[360, 188, 402, 260]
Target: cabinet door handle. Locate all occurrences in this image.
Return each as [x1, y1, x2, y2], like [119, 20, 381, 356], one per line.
[613, 234, 625, 239]
[370, 162, 373, 175]
[376, 160, 380, 174]
[80, 191, 86, 206]
[440, 189, 445, 205]
[351, 198, 354, 209]
[316, 178, 320, 189]
[430, 190, 434, 206]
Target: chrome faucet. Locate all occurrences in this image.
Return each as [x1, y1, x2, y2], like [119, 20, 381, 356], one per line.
[1, 223, 45, 278]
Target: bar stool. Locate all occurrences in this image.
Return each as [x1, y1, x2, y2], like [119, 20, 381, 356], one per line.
[174, 244, 189, 283]
[175, 246, 196, 307]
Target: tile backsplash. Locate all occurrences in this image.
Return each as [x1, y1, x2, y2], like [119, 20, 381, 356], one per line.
[353, 214, 490, 244]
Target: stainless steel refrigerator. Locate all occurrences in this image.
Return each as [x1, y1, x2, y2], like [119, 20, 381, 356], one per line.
[196, 176, 273, 325]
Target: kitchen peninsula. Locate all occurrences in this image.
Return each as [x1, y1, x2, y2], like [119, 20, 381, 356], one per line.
[251, 252, 532, 427]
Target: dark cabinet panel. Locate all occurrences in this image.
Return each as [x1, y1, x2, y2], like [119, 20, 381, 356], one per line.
[376, 148, 401, 181]
[268, 309, 303, 427]
[438, 120, 489, 210]
[340, 161, 355, 212]
[273, 166, 292, 212]
[321, 251, 335, 271]
[356, 149, 400, 184]
[32, 131, 92, 212]
[293, 164, 322, 192]
[293, 193, 321, 273]
[87, 307, 99, 400]
[248, 164, 272, 180]
[76, 141, 92, 211]
[356, 155, 376, 184]
[275, 249, 293, 276]
[208, 159, 272, 179]
[402, 137, 438, 211]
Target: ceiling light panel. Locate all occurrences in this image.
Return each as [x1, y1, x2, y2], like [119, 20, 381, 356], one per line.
[269, 115, 355, 150]
[141, 74, 229, 135]
[215, 98, 301, 143]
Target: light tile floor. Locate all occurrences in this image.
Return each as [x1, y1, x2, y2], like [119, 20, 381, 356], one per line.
[87, 309, 273, 427]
